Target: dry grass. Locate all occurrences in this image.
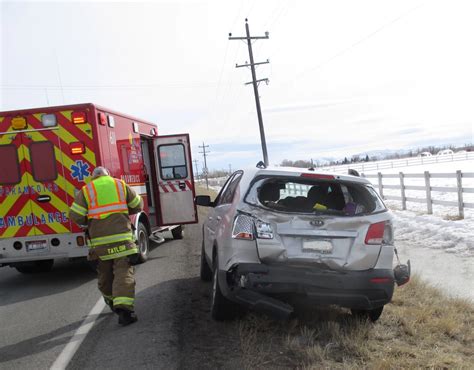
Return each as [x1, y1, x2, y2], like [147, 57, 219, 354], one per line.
[443, 214, 464, 221]
[239, 276, 474, 369]
[195, 185, 218, 199]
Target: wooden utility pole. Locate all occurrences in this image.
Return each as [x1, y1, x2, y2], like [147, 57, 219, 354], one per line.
[198, 142, 210, 189]
[193, 159, 199, 179]
[229, 19, 270, 166]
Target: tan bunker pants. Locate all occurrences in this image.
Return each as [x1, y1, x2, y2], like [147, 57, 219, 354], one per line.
[97, 256, 136, 311]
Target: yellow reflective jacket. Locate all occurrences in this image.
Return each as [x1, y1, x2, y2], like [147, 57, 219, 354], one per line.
[69, 175, 143, 260]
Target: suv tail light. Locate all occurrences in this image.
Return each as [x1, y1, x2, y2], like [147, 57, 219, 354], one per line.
[232, 214, 254, 240]
[365, 221, 393, 245]
[255, 220, 273, 239]
[232, 214, 274, 240]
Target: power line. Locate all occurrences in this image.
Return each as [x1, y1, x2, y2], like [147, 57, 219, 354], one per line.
[292, 2, 425, 82]
[0, 82, 236, 90]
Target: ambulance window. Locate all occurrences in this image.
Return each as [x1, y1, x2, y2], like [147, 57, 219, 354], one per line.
[0, 145, 21, 185]
[158, 144, 187, 180]
[29, 141, 58, 182]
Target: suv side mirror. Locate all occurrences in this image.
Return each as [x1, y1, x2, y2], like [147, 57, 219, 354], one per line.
[195, 195, 213, 207]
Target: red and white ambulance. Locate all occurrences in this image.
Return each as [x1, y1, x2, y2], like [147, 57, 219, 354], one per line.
[0, 103, 197, 273]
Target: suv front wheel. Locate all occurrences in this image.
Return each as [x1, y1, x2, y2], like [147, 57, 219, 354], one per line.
[200, 241, 212, 281]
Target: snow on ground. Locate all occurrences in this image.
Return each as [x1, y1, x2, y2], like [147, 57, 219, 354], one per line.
[362, 158, 474, 301]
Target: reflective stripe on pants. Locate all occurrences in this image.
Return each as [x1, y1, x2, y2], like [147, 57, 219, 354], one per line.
[97, 256, 135, 311]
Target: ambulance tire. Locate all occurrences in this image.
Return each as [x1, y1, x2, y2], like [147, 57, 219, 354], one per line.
[172, 225, 184, 239]
[137, 222, 150, 263]
[15, 259, 54, 274]
[86, 260, 98, 273]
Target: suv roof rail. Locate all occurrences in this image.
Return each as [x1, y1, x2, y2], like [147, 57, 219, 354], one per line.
[256, 161, 267, 169]
[348, 168, 360, 177]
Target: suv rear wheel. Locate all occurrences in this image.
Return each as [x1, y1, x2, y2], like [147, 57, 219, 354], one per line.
[351, 306, 384, 322]
[210, 258, 237, 321]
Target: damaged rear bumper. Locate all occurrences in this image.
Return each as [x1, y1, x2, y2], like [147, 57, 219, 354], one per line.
[218, 263, 395, 317]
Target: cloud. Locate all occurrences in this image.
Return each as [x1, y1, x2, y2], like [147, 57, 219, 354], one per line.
[263, 99, 355, 114]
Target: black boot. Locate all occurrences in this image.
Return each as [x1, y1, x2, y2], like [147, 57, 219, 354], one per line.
[117, 309, 138, 326]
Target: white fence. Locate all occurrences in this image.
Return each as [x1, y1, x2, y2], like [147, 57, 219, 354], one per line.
[322, 152, 474, 173]
[362, 171, 474, 219]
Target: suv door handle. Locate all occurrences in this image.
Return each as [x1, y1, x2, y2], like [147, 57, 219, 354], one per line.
[216, 216, 222, 221]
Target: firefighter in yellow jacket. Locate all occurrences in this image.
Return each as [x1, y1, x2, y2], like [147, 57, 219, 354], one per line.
[69, 167, 143, 326]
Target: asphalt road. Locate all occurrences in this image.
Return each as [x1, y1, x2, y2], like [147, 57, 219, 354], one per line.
[0, 220, 243, 369]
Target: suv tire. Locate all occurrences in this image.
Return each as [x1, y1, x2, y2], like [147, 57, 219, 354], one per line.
[210, 259, 236, 321]
[200, 242, 212, 281]
[351, 306, 384, 322]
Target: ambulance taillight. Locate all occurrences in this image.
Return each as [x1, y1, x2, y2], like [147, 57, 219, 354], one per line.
[70, 142, 85, 155]
[72, 111, 87, 124]
[98, 112, 107, 125]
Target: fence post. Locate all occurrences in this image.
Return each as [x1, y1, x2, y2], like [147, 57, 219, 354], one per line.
[424, 171, 433, 214]
[456, 170, 464, 219]
[377, 172, 384, 198]
[399, 172, 406, 210]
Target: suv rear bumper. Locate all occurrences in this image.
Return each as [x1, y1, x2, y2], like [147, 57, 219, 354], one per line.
[219, 263, 395, 316]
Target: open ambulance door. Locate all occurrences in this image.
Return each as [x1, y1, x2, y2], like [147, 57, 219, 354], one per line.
[153, 134, 197, 226]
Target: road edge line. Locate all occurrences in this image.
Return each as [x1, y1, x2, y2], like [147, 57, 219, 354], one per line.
[50, 297, 106, 370]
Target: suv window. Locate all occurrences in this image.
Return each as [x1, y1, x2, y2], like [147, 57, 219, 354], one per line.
[248, 177, 386, 215]
[216, 171, 243, 206]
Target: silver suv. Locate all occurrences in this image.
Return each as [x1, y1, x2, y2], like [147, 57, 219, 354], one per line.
[196, 166, 409, 322]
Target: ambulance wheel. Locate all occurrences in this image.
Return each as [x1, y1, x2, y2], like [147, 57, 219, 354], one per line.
[137, 222, 150, 263]
[172, 225, 184, 239]
[15, 259, 54, 274]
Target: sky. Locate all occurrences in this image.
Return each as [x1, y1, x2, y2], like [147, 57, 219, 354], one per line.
[1, 0, 473, 172]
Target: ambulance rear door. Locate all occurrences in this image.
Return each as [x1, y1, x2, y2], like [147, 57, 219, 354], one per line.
[0, 119, 34, 239]
[153, 134, 197, 226]
[21, 112, 73, 236]
[0, 112, 71, 240]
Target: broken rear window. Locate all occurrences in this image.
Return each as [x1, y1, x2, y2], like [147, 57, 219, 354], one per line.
[247, 177, 386, 215]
